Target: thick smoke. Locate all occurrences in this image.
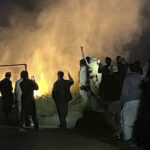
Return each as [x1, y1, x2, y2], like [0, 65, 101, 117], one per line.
[0, 0, 148, 95]
[128, 0, 150, 62]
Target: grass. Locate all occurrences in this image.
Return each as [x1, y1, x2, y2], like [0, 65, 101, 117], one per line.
[35, 94, 85, 117]
[35, 95, 57, 117]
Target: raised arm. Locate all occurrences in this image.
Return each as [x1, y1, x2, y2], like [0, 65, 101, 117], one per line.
[68, 72, 74, 85]
[31, 80, 39, 90]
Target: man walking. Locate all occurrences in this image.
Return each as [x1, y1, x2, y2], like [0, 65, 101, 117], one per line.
[52, 71, 74, 129]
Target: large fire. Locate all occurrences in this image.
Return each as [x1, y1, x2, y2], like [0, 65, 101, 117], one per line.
[26, 48, 79, 97]
[0, 0, 143, 97]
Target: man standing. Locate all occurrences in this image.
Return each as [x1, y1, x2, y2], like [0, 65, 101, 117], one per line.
[133, 61, 150, 150]
[120, 63, 142, 148]
[98, 57, 112, 78]
[15, 71, 23, 117]
[98, 57, 112, 102]
[52, 71, 74, 129]
[0, 72, 14, 125]
[79, 59, 88, 102]
[15, 71, 31, 127]
[19, 71, 39, 130]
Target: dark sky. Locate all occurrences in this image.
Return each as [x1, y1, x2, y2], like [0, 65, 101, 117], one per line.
[0, 0, 38, 27]
[0, 0, 37, 10]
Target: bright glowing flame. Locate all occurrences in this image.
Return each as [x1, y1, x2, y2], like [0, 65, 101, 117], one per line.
[34, 72, 49, 97]
[0, 0, 143, 97]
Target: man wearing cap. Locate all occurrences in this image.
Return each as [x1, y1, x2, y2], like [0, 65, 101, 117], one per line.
[0, 72, 14, 125]
[52, 71, 74, 129]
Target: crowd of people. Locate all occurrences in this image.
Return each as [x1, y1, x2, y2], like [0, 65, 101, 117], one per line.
[0, 70, 74, 132]
[0, 51, 150, 150]
[0, 71, 39, 131]
[79, 51, 150, 150]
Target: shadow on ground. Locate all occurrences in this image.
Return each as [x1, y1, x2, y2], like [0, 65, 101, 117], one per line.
[0, 98, 121, 150]
[0, 126, 119, 150]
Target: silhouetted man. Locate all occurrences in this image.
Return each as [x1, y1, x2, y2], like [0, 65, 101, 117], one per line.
[116, 56, 128, 97]
[98, 57, 112, 78]
[98, 57, 112, 101]
[116, 56, 128, 77]
[15, 71, 31, 127]
[19, 71, 39, 131]
[0, 72, 14, 125]
[134, 61, 150, 150]
[52, 71, 74, 129]
[134, 60, 143, 75]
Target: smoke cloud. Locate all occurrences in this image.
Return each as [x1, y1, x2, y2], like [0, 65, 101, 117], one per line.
[128, 0, 150, 62]
[0, 0, 148, 95]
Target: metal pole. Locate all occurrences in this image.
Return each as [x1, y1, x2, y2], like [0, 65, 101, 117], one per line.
[0, 64, 27, 71]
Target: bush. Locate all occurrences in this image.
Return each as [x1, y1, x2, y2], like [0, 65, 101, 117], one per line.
[35, 94, 85, 118]
[35, 95, 57, 117]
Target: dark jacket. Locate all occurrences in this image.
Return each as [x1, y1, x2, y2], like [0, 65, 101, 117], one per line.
[117, 63, 128, 75]
[133, 77, 150, 148]
[98, 65, 110, 79]
[52, 78, 74, 103]
[0, 78, 14, 112]
[0, 78, 13, 98]
[20, 79, 38, 110]
[121, 72, 142, 102]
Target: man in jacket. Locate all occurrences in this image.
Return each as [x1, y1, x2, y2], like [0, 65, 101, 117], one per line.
[52, 71, 74, 129]
[0, 72, 14, 125]
[19, 71, 39, 130]
[120, 63, 142, 147]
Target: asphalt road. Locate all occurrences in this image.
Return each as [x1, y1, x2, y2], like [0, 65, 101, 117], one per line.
[0, 126, 119, 150]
